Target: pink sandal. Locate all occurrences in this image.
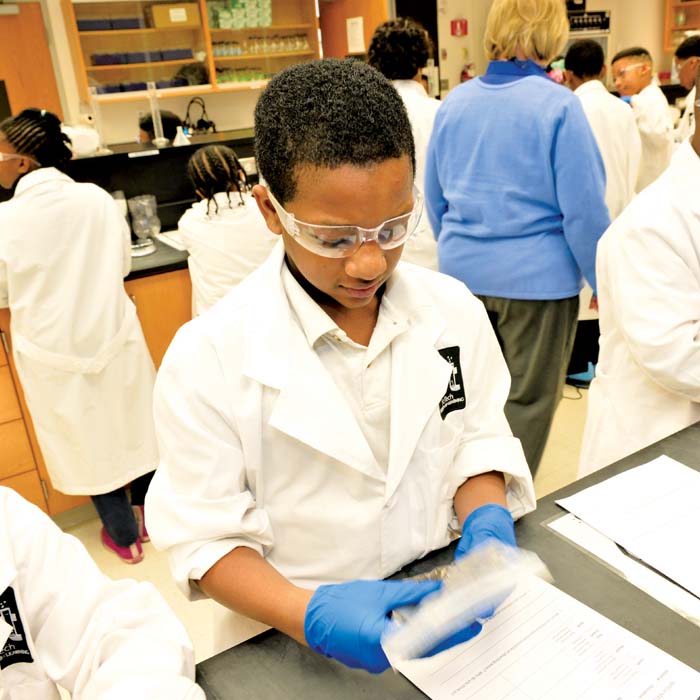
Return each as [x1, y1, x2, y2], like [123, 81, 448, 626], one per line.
[101, 528, 144, 564]
[132, 505, 149, 543]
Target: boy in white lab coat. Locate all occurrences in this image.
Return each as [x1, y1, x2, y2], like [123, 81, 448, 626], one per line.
[612, 46, 674, 191]
[564, 39, 641, 221]
[580, 70, 700, 477]
[673, 36, 699, 144]
[0, 486, 203, 700]
[146, 59, 535, 673]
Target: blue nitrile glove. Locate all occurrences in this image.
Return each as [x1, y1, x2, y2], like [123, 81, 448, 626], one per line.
[304, 579, 442, 673]
[455, 504, 516, 561]
[454, 504, 517, 620]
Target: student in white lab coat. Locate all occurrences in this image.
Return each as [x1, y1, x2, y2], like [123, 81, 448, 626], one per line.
[146, 59, 536, 673]
[178, 145, 276, 315]
[673, 36, 699, 144]
[0, 109, 158, 565]
[579, 75, 700, 477]
[564, 40, 641, 221]
[612, 47, 674, 191]
[368, 17, 440, 270]
[0, 486, 204, 700]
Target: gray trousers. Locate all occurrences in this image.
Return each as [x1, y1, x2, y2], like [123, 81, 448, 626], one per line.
[478, 295, 579, 476]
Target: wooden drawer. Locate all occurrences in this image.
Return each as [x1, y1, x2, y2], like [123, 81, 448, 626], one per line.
[0, 470, 47, 512]
[0, 420, 35, 480]
[0, 365, 22, 424]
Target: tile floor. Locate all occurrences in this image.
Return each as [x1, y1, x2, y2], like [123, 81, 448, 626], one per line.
[57, 385, 589, 669]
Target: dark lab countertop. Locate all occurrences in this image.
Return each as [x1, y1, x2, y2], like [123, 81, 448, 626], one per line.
[101, 128, 255, 157]
[125, 237, 188, 281]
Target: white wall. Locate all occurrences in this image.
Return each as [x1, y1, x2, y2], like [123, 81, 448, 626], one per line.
[435, 0, 670, 94]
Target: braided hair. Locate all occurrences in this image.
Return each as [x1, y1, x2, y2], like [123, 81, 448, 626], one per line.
[0, 108, 72, 170]
[186, 144, 248, 216]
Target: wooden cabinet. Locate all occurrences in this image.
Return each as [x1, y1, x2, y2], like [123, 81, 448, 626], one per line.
[125, 268, 192, 368]
[665, 0, 700, 52]
[0, 268, 191, 514]
[62, 0, 321, 104]
[0, 311, 89, 515]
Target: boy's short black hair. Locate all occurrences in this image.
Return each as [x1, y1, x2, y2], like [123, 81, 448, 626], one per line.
[254, 58, 415, 204]
[675, 35, 700, 60]
[611, 46, 651, 64]
[139, 110, 182, 141]
[565, 39, 605, 79]
[368, 18, 432, 81]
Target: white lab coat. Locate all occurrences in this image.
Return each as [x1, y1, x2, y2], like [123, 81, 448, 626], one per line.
[575, 80, 641, 221]
[579, 142, 700, 477]
[675, 85, 696, 145]
[0, 168, 158, 494]
[177, 191, 277, 315]
[146, 242, 536, 649]
[393, 80, 441, 270]
[0, 486, 204, 700]
[631, 82, 674, 191]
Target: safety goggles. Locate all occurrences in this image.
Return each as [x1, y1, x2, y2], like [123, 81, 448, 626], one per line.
[266, 186, 423, 258]
[612, 62, 646, 80]
[0, 152, 38, 165]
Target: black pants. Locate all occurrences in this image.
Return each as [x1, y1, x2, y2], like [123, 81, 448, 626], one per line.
[91, 471, 154, 547]
[479, 295, 579, 476]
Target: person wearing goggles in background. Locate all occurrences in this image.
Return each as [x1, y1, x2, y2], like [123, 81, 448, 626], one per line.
[611, 46, 674, 191]
[673, 36, 700, 145]
[145, 59, 535, 674]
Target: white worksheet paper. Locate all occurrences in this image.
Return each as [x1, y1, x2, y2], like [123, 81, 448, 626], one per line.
[556, 455, 700, 598]
[548, 513, 700, 626]
[395, 577, 700, 700]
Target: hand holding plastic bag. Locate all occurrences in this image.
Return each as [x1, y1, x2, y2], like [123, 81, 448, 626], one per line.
[304, 579, 442, 673]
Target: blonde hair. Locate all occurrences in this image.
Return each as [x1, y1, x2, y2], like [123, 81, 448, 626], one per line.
[484, 0, 569, 64]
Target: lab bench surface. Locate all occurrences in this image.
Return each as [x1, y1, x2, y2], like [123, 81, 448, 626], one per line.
[125, 237, 188, 281]
[195, 422, 700, 699]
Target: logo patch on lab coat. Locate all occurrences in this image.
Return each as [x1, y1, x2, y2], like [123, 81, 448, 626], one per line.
[0, 587, 33, 669]
[438, 346, 466, 419]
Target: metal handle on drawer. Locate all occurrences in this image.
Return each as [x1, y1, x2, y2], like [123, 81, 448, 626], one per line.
[0, 330, 9, 355]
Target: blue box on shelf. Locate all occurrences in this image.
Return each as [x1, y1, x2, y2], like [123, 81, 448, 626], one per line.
[144, 50, 163, 62]
[126, 52, 147, 64]
[77, 19, 111, 31]
[95, 84, 121, 94]
[161, 48, 193, 61]
[110, 17, 145, 29]
[91, 53, 125, 66]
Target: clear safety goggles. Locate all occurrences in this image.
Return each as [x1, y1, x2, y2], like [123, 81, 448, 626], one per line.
[0, 152, 39, 165]
[612, 62, 646, 80]
[267, 186, 423, 258]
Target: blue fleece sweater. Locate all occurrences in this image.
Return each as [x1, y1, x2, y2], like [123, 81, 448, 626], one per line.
[425, 59, 610, 299]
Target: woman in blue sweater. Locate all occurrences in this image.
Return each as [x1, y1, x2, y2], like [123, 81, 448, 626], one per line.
[425, 0, 610, 474]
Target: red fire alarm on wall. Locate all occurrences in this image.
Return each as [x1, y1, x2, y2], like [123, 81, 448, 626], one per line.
[450, 18, 468, 37]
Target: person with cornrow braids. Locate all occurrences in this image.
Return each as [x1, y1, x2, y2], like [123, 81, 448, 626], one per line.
[0, 108, 158, 565]
[177, 144, 276, 315]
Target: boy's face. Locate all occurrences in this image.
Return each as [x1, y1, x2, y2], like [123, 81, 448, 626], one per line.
[253, 156, 413, 320]
[676, 55, 699, 91]
[612, 57, 651, 96]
